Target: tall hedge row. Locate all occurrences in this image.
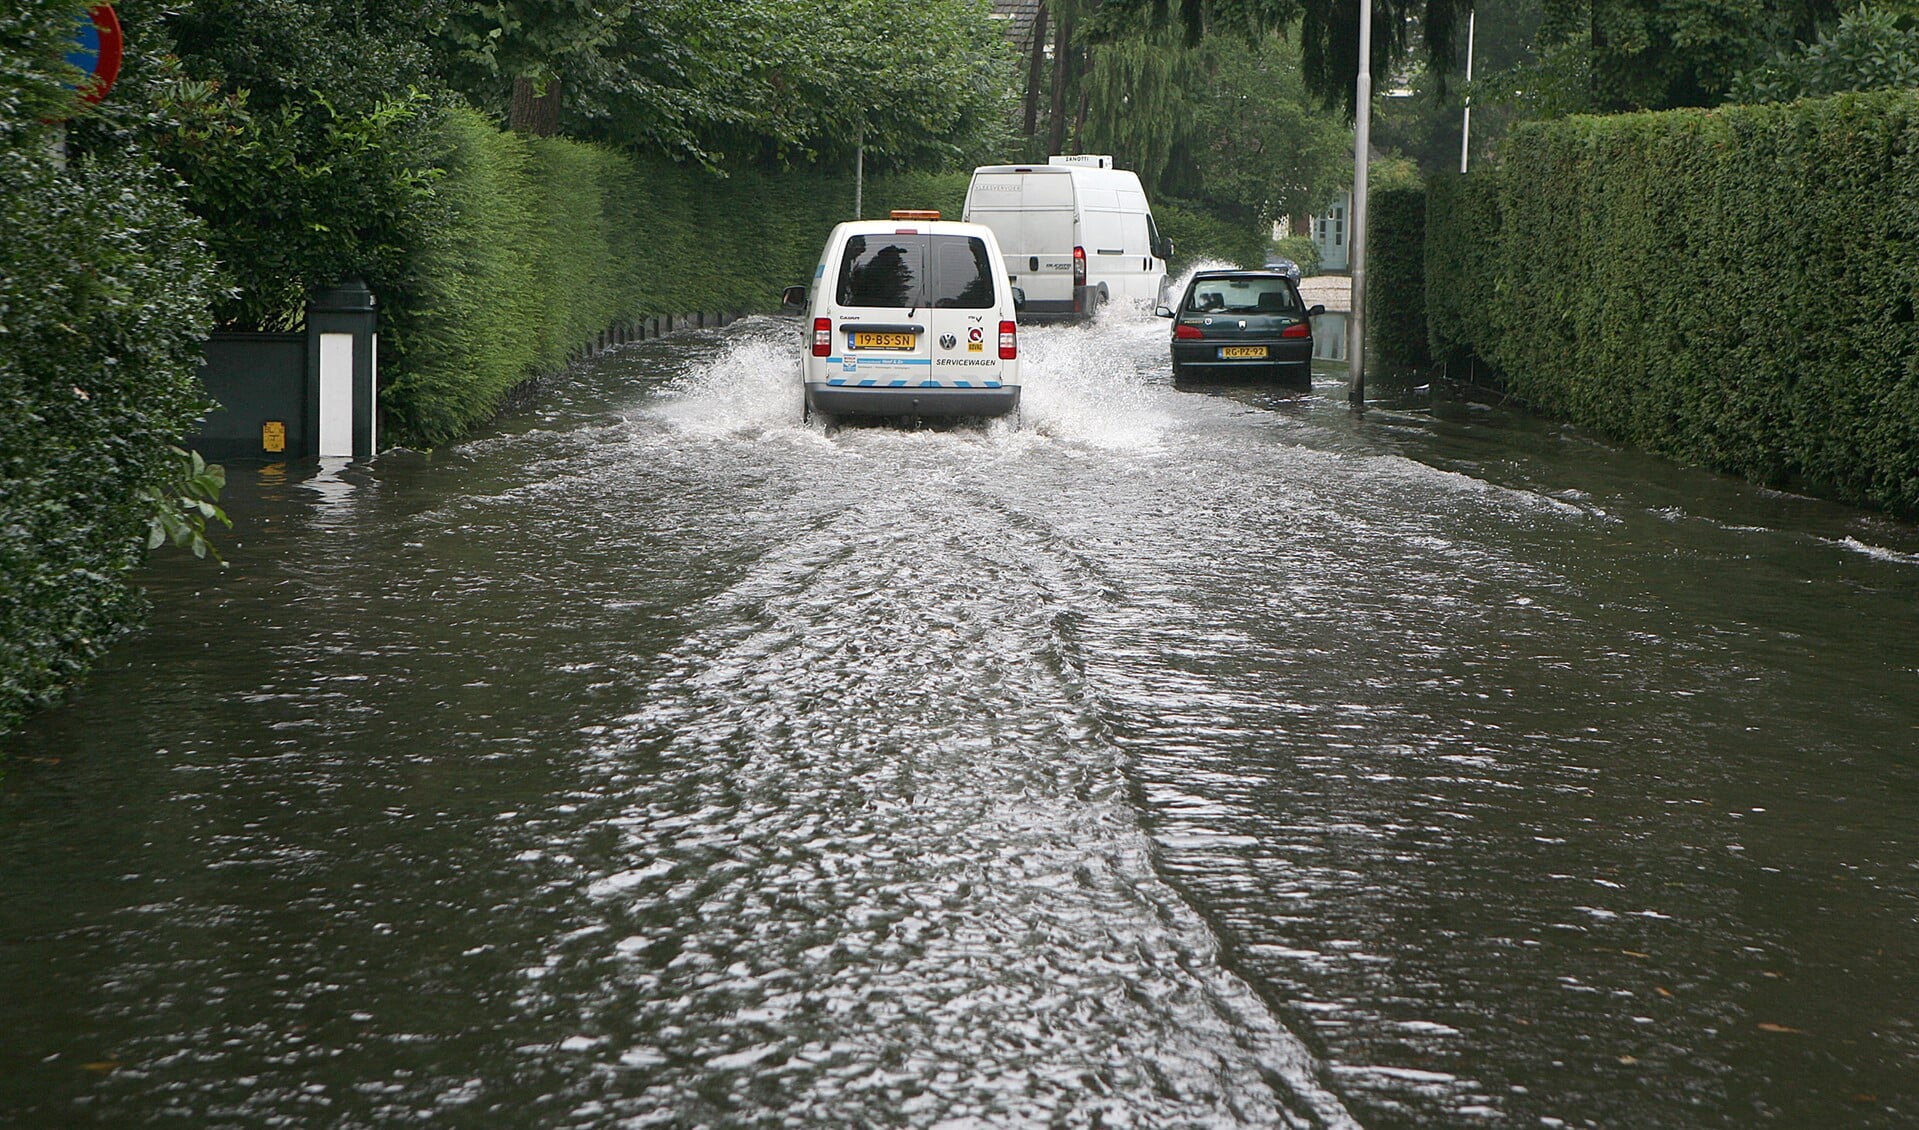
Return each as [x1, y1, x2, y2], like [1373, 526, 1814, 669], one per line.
[1365, 185, 1429, 375]
[1423, 91, 1919, 515]
[381, 108, 973, 447]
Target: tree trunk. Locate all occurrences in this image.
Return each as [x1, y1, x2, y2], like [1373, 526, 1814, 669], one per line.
[1022, 5, 1050, 139]
[1046, 7, 1075, 156]
[510, 75, 563, 137]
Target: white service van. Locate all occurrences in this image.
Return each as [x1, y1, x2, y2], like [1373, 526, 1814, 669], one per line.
[961, 155, 1173, 321]
[782, 211, 1022, 422]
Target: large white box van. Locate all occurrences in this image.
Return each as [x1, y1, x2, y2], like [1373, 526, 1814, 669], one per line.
[962, 155, 1173, 322]
[782, 211, 1022, 422]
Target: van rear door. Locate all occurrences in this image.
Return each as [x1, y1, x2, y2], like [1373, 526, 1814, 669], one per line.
[964, 168, 1078, 313]
[829, 228, 1012, 390]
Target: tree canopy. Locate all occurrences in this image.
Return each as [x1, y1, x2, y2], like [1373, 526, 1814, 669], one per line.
[1094, 0, 1475, 116]
[1728, 1, 1919, 103]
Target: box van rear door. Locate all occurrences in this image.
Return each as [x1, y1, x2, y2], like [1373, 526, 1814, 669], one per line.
[965, 170, 1076, 305]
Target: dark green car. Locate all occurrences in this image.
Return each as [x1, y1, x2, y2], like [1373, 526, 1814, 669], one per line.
[1158, 269, 1324, 384]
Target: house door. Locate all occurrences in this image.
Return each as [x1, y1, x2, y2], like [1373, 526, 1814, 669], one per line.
[1313, 196, 1349, 272]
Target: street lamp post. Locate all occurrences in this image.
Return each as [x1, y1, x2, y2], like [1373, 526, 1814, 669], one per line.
[1348, 0, 1373, 404]
[1461, 8, 1477, 173]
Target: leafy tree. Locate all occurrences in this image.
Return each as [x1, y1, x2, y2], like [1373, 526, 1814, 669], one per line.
[105, 3, 450, 331]
[1096, 0, 1475, 116]
[1040, 20, 1346, 240]
[1527, 0, 1837, 111]
[1366, 0, 1545, 173]
[1076, 28, 1207, 187]
[436, 0, 624, 134]
[1172, 35, 1353, 228]
[592, 0, 1016, 172]
[1729, 2, 1919, 102]
[431, 0, 1014, 171]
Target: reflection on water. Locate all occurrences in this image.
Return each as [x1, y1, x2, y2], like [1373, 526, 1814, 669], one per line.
[1312, 311, 1348, 362]
[4, 305, 1918, 1128]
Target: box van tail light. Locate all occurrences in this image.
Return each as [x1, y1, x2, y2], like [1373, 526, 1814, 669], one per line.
[812, 317, 832, 357]
[1280, 321, 1311, 339]
[1173, 323, 1205, 340]
[999, 320, 1018, 360]
[1072, 246, 1087, 286]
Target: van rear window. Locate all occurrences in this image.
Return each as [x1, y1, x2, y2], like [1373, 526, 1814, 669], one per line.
[837, 234, 996, 309]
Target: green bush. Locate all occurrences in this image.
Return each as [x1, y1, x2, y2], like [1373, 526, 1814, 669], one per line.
[0, 146, 218, 733]
[1270, 235, 1320, 276]
[1424, 91, 1919, 515]
[1366, 185, 1429, 375]
[1154, 201, 1270, 270]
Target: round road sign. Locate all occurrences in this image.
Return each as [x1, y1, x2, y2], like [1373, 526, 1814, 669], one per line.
[64, 5, 124, 105]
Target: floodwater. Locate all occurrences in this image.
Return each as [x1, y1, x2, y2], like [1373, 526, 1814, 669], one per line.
[5, 289, 1918, 1128]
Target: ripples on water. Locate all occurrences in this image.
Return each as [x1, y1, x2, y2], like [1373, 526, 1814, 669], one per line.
[4, 298, 1918, 1128]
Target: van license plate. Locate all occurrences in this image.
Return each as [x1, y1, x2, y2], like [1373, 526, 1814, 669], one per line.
[852, 331, 915, 350]
[1219, 345, 1268, 359]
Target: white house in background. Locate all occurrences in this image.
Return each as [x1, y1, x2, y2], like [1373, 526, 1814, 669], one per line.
[1312, 192, 1351, 272]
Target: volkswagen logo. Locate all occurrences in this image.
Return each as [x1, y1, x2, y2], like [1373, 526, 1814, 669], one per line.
[940, 334, 957, 350]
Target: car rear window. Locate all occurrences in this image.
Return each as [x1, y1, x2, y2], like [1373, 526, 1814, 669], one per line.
[1184, 277, 1302, 315]
[837, 234, 996, 309]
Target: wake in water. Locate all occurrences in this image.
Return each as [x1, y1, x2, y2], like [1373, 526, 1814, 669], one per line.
[519, 476, 1357, 1127]
[648, 312, 1199, 454]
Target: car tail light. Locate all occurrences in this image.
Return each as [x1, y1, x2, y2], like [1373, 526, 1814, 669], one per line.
[812, 317, 832, 357]
[1280, 322, 1310, 339]
[998, 320, 1018, 360]
[1072, 246, 1086, 286]
[1173, 323, 1204, 340]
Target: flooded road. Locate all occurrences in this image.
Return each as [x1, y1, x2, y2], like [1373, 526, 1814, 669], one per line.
[5, 296, 1918, 1127]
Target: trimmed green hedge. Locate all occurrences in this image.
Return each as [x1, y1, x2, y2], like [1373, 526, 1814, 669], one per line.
[382, 112, 973, 447]
[0, 146, 218, 733]
[1423, 91, 1919, 515]
[1366, 185, 1429, 375]
[1424, 171, 1502, 374]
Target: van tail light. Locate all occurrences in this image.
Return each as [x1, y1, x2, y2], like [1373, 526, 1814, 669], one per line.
[812, 317, 832, 357]
[1072, 246, 1087, 286]
[1173, 323, 1205, 340]
[998, 320, 1018, 360]
[1280, 322, 1311, 339]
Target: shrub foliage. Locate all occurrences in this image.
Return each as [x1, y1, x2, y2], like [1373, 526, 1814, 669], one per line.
[0, 146, 217, 732]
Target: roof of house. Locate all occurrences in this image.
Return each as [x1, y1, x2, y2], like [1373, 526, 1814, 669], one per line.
[989, 0, 1045, 57]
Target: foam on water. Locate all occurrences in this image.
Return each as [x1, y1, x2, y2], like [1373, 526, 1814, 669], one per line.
[513, 472, 1359, 1128]
[644, 310, 1202, 456]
